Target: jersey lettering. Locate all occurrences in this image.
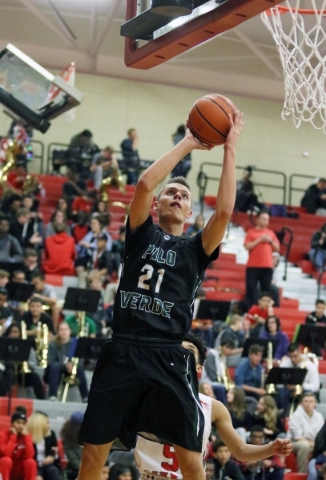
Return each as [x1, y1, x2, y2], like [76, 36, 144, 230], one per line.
[120, 290, 174, 318]
[142, 245, 176, 266]
[161, 445, 179, 472]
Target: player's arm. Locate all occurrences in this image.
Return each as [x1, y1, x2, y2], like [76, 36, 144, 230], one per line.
[129, 133, 210, 231]
[211, 399, 292, 462]
[201, 112, 244, 256]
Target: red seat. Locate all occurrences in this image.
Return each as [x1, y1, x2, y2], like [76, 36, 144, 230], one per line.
[284, 452, 298, 473]
[284, 474, 307, 480]
[0, 415, 11, 431]
[57, 438, 68, 470]
[45, 274, 63, 286]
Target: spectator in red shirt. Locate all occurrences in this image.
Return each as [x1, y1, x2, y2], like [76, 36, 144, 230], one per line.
[0, 412, 37, 480]
[244, 211, 280, 307]
[72, 211, 90, 244]
[6, 163, 27, 193]
[42, 223, 76, 276]
[71, 191, 97, 216]
[246, 292, 274, 338]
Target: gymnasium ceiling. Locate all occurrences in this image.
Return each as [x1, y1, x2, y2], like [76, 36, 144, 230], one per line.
[0, 0, 314, 101]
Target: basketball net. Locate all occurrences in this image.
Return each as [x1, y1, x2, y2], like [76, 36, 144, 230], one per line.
[47, 62, 76, 122]
[261, 1, 326, 133]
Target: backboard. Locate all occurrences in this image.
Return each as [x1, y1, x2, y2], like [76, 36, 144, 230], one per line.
[121, 0, 285, 69]
[0, 44, 83, 133]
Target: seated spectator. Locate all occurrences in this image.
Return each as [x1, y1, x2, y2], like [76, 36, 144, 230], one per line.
[234, 344, 265, 400]
[72, 211, 90, 244]
[211, 439, 244, 480]
[21, 296, 55, 337]
[0, 411, 37, 480]
[0, 269, 10, 287]
[44, 322, 89, 402]
[201, 340, 235, 403]
[6, 162, 29, 193]
[60, 411, 84, 480]
[0, 287, 16, 333]
[45, 209, 71, 238]
[86, 274, 106, 337]
[2, 322, 45, 399]
[75, 217, 112, 288]
[289, 392, 324, 473]
[42, 223, 76, 276]
[301, 178, 326, 214]
[91, 146, 118, 189]
[64, 312, 97, 338]
[56, 197, 73, 221]
[308, 223, 326, 271]
[205, 459, 217, 480]
[238, 425, 284, 480]
[280, 343, 320, 403]
[92, 203, 110, 228]
[0, 194, 22, 221]
[112, 225, 126, 258]
[246, 292, 274, 338]
[86, 233, 114, 280]
[68, 129, 99, 178]
[235, 168, 258, 213]
[259, 315, 289, 362]
[9, 208, 43, 250]
[21, 194, 42, 221]
[71, 190, 97, 216]
[120, 128, 140, 185]
[187, 214, 205, 237]
[22, 248, 39, 282]
[62, 168, 87, 204]
[26, 411, 61, 480]
[306, 299, 326, 325]
[226, 387, 253, 442]
[251, 395, 285, 441]
[215, 314, 244, 367]
[109, 463, 138, 480]
[0, 216, 23, 263]
[307, 419, 326, 480]
[31, 271, 59, 328]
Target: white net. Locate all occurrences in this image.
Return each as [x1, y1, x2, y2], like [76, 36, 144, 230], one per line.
[261, 1, 326, 133]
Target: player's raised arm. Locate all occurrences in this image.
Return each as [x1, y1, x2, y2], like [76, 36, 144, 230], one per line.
[129, 132, 210, 231]
[201, 111, 244, 256]
[211, 399, 292, 462]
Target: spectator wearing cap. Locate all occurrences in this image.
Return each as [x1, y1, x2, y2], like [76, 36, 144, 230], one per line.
[0, 411, 37, 480]
[60, 411, 84, 480]
[72, 190, 97, 216]
[42, 223, 76, 276]
[0, 217, 23, 263]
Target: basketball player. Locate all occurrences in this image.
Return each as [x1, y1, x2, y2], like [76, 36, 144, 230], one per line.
[77, 112, 244, 480]
[134, 333, 292, 480]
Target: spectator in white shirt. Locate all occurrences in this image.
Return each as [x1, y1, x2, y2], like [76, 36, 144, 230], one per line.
[280, 343, 320, 395]
[288, 392, 324, 473]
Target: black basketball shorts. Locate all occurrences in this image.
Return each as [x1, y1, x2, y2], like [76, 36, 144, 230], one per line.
[78, 336, 204, 452]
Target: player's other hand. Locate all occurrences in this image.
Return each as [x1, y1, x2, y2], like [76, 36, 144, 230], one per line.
[224, 111, 244, 151]
[271, 437, 292, 456]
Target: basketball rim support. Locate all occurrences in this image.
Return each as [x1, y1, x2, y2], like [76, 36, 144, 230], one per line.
[122, 0, 285, 69]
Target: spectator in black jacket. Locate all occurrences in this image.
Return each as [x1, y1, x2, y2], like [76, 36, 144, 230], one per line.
[21, 297, 55, 337]
[308, 419, 326, 480]
[9, 208, 43, 250]
[308, 224, 326, 271]
[305, 299, 326, 356]
[301, 179, 326, 214]
[120, 128, 139, 185]
[0, 216, 23, 263]
[212, 439, 244, 480]
[27, 411, 61, 480]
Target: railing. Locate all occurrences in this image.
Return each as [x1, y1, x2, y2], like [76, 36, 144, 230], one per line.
[197, 163, 287, 213]
[46, 142, 69, 173]
[30, 140, 45, 173]
[288, 173, 316, 206]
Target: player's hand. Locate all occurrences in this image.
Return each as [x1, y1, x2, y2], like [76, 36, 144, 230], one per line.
[271, 438, 292, 456]
[184, 125, 213, 151]
[224, 111, 244, 150]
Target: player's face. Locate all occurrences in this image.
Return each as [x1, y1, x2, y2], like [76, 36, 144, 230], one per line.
[182, 341, 202, 375]
[155, 183, 192, 222]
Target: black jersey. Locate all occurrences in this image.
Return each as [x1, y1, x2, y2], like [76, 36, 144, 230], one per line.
[112, 215, 219, 340]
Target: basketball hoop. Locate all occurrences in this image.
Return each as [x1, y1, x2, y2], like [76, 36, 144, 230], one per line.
[261, 1, 326, 133]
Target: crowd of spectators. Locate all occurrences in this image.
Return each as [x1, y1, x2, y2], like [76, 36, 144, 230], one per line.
[0, 127, 326, 480]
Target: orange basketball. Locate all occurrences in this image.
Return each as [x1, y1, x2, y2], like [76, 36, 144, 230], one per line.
[188, 94, 237, 146]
